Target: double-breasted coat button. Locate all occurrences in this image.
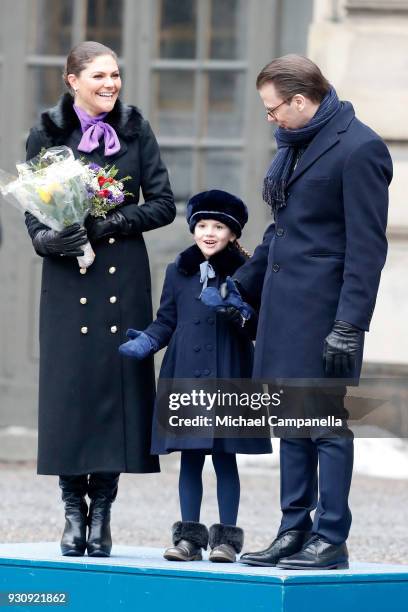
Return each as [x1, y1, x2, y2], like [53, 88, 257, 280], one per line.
[272, 264, 280, 272]
[206, 344, 213, 351]
[109, 266, 116, 274]
[207, 317, 215, 325]
[110, 325, 118, 333]
[203, 369, 210, 376]
[194, 370, 201, 377]
[80, 297, 87, 305]
[79, 268, 87, 275]
[109, 296, 117, 304]
[81, 326, 88, 334]
[193, 345, 201, 352]
[193, 318, 200, 325]
[109, 237, 115, 244]
[276, 228, 284, 237]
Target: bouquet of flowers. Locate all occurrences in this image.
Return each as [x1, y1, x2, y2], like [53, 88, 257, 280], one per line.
[0, 146, 94, 267]
[0, 146, 132, 268]
[85, 161, 131, 218]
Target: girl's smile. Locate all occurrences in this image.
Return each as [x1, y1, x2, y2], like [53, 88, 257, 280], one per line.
[194, 219, 236, 259]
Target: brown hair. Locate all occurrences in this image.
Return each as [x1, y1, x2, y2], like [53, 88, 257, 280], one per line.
[63, 41, 118, 94]
[233, 240, 251, 259]
[256, 54, 330, 104]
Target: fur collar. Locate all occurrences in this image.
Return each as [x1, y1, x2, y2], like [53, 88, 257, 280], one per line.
[40, 92, 144, 144]
[176, 243, 247, 277]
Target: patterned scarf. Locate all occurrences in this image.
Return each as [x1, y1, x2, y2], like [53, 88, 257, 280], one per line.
[262, 87, 342, 215]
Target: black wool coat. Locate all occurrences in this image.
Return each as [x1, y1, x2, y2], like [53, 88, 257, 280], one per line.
[235, 103, 393, 381]
[25, 93, 176, 475]
[144, 244, 272, 455]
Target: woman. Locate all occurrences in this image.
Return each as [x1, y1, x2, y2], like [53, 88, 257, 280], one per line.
[25, 41, 176, 557]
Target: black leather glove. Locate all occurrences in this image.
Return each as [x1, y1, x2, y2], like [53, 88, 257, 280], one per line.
[323, 320, 363, 376]
[85, 210, 130, 242]
[217, 305, 246, 329]
[32, 223, 88, 257]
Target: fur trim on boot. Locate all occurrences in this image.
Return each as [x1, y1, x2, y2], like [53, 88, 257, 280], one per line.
[209, 524, 244, 554]
[172, 521, 209, 550]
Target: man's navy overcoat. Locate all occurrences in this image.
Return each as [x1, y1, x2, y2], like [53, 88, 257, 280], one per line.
[235, 103, 393, 380]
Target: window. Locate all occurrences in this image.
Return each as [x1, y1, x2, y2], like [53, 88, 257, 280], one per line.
[152, 0, 247, 206]
[26, 0, 123, 130]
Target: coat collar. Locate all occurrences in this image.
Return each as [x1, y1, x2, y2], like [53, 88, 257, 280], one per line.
[40, 92, 144, 146]
[176, 243, 248, 277]
[287, 102, 355, 187]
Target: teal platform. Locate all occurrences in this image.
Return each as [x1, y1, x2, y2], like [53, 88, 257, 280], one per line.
[0, 543, 407, 611]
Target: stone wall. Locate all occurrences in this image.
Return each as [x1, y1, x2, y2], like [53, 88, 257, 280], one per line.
[308, 0, 408, 367]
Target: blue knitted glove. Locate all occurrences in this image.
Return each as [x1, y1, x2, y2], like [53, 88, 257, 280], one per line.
[200, 276, 254, 323]
[119, 329, 158, 359]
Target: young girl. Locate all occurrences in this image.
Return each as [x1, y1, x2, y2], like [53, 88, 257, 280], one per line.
[119, 190, 272, 562]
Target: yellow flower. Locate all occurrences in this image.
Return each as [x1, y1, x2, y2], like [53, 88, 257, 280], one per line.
[36, 182, 62, 204]
[37, 188, 52, 204]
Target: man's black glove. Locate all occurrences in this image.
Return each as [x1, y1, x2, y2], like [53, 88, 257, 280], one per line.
[85, 210, 130, 242]
[32, 223, 88, 257]
[323, 320, 363, 376]
[217, 305, 246, 329]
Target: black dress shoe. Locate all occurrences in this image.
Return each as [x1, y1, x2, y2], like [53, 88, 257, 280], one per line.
[277, 535, 349, 570]
[240, 530, 310, 567]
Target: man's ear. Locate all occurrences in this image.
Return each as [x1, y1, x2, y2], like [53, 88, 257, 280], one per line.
[293, 94, 307, 112]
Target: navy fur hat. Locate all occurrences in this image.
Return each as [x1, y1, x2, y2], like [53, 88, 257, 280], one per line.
[186, 189, 248, 238]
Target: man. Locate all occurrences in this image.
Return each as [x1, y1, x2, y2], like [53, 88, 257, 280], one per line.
[226, 55, 392, 569]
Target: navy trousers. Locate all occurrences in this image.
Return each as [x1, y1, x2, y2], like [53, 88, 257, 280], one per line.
[278, 436, 354, 544]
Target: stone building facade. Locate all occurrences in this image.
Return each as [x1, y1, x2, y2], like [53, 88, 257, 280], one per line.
[0, 0, 405, 459]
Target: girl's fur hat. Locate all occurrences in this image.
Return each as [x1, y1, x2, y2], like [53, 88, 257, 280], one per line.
[186, 189, 248, 238]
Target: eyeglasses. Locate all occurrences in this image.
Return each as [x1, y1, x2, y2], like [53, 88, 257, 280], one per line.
[266, 98, 291, 120]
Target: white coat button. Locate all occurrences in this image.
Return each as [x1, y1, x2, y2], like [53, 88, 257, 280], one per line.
[109, 237, 115, 244]
[109, 266, 116, 274]
[110, 325, 118, 333]
[81, 326, 88, 334]
[80, 268, 87, 275]
[110, 296, 117, 304]
[80, 297, 87, 305]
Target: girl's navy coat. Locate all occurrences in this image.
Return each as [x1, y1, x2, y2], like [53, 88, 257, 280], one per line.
[144, 243, 272, 455]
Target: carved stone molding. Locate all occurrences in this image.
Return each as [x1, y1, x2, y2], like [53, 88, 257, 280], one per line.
[346, 0, 408, 13]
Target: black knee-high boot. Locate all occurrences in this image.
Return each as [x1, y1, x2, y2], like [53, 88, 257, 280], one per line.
[87, 472, 120, 557]
[59, 475, 88, 556]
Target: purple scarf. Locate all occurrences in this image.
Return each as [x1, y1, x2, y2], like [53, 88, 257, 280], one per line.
[74, 105, 121, 156]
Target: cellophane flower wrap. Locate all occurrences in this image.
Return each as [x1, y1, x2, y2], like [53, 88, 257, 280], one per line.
[0, 146, 95, 268]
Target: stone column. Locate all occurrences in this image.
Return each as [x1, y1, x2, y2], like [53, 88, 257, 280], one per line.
[308, 0, 408, 369]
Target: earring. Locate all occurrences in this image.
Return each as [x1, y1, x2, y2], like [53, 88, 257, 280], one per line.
[74, 88, 79, 93]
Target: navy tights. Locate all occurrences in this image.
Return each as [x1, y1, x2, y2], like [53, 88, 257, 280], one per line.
[179, 450, 240, 525]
